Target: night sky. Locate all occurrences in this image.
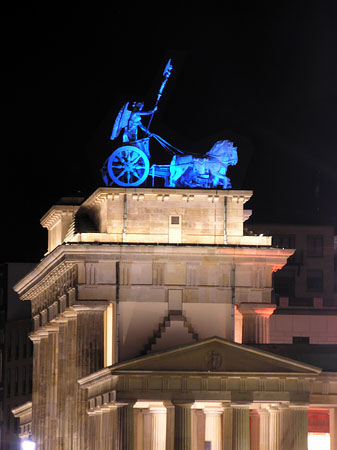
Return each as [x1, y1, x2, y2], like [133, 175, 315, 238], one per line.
[3, 3, 337, 262]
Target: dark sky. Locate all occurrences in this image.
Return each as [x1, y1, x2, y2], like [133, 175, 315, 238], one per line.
[2, 3, 337, 262]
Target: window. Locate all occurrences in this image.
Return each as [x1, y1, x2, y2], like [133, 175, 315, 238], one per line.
[7, 336, 11, 361]
[15, 367, 19, 395]
[29, 365, 33, 393]
[307, 269, 323, 291]
[22, 367, 26, 394]
[272, 234, 296, 249]
[307, 235, 323, 257]
[7, 368, 11, 395]
[273, 269, 296, 297]
[171, 216, 180, 225]
[15, 334, 19, 360]
[23, 336, 27, 359]
[293, 336, 310, 344]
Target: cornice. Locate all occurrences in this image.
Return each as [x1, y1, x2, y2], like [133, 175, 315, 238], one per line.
[14, 243, 293, 300]
[82, 187, 254, 208]
[40, 205, 79, 229]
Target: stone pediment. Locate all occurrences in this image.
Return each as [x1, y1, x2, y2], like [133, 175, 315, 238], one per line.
[112, 337, 321, 375]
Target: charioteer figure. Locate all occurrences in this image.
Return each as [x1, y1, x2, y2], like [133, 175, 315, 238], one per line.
[111, 101, 157, 153]
[122, 102, 157, 143]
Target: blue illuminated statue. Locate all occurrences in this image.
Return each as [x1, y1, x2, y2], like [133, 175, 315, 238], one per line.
[111, 102, 157, 146]
[101, 60, 238, 188]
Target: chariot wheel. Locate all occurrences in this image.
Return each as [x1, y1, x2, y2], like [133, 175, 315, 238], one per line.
[107, 145, 150, 187]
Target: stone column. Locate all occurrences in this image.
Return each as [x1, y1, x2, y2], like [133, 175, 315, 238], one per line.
[222, 404, 233, 450]
[29, 332, 42, 447]
[257, 408, 269, 450]
[268, 406, 280, 450]
[232, 405, 250, 450]
[238, 303, 276, 344]
[103, 404, 118, 450]
[173, 402, 193, 450]
[204, 407, 223, 450]
[143, 407, 167, 450]
[279, 404, 291, 450]
[329, 408, 337, 450]
[45, 323, 59, 450]
[118, 403, 135, 450]
[35, 329, 49, 449]
[134, 408, 144, 450]
[290, 406, 308, 450]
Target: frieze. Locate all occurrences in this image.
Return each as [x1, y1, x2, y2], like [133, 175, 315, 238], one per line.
[21, 262, 77, 316]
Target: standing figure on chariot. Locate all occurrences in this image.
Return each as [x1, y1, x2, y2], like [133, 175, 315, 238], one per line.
[123, 102, 157, 143]
[110, 101, 157, 146]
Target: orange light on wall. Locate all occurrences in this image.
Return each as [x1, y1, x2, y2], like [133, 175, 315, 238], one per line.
[308, 409, 329, 433]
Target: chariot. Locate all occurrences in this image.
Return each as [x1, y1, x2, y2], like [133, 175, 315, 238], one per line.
[101, 137, 171, 187]
[101, 136, 238, 189]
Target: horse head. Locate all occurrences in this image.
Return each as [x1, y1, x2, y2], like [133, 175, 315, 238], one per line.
[206, 140, 238, 166]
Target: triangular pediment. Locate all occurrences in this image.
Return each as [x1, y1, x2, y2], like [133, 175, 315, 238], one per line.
[111, 337, 321, 375]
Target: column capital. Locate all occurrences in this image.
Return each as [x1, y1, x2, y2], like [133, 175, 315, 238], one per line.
[172, 401, 194, 409]
[289, 404, 309, 410]
[238, 302, 276, 316]
[203, 407, 224, 414]
[45, 322, 60, 333]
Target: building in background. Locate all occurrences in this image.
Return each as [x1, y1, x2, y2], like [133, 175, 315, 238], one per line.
[248, 224, 337, 346]
[0, 263, 35, 449]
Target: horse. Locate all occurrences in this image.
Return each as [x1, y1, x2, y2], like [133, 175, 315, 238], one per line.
[168, 140, 238, 188]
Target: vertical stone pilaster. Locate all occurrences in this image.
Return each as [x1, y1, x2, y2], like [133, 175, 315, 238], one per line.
[53, 315, 69, 449]
[102, 405, 112, 450]
[63, 308, 78, 449]
[45, 323, 59, 450]
[173, 402, 193, 450]
[118, 403, 135, 450]
[204, 407, 223, 450]
[165, 402, 175, 450]
[36, 329, 49, 448]
[134, 408, 144, 450]
[232, 405, 250, 450]
[88, 410, 101, 450]
[111, 405, 119, 450]
[238, 303, 276, 344]
[29, 332, 42, 447]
